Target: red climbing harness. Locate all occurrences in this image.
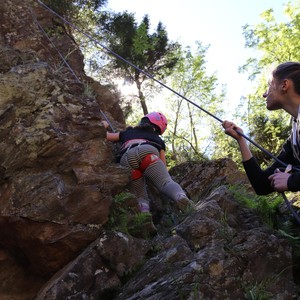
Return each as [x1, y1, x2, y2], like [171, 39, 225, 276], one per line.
[131, 154, 160, 180]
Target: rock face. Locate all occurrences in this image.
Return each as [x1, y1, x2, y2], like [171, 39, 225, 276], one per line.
[0, 1, 298, 300]
[117, 189, 295, 300]
[0, 1, 128, 298]
[35, 231, 150, 300]
[29, 164, 298, 299]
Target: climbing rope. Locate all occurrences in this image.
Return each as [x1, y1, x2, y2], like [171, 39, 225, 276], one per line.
[35, 0, 296, 170]
[100, 109, 115, 132]
[281, 192, 300, 224]
[36, 0, 300, 222]
[30, 6, 81, 83]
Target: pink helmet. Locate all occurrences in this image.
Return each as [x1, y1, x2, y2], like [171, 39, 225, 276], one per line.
[145, 112, 168, 134]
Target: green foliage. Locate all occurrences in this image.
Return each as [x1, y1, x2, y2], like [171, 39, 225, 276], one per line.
[228, 184, 283, 228]
[44, 0, 107, 17]
[234, 2, 300, 166]
[42, 0, 108, 74]
[210, 125, 243, 166]
[43, 0, 73, 16]
[244, 279, 273, 300]
[234, 77, 290, 166]
[248, 111, 290, 166]
[127, 212, 155, 239]
[107, 192, 133, 234]
[278, 218, 300, 260]
[210, 3, 300, 166]
[164, 42, 226, 164]
[278, 228, 300, 241]
[106, 192, 155, 239]
[241, 3, 300, 78]
[82, 83, 95, 97]
[244, 268, 290, 300]
[97, 11, 181, 115]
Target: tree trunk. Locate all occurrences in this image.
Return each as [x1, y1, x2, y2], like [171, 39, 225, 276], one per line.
[135, 80, 148, 115]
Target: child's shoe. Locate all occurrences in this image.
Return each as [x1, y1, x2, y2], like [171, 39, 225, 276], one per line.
[138, 199, 150, 213]
[175, 194, 195, 211]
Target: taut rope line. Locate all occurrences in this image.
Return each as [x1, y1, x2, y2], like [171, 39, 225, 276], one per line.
[35, 0, 296, 170]
[36, 0, 300, 222]
[30, 6, 81, 83]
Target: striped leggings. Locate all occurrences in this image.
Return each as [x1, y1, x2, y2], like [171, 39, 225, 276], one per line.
[120, 144, 186, 205]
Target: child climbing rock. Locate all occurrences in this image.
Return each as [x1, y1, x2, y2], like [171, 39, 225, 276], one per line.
[102, 112, 195, 215]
